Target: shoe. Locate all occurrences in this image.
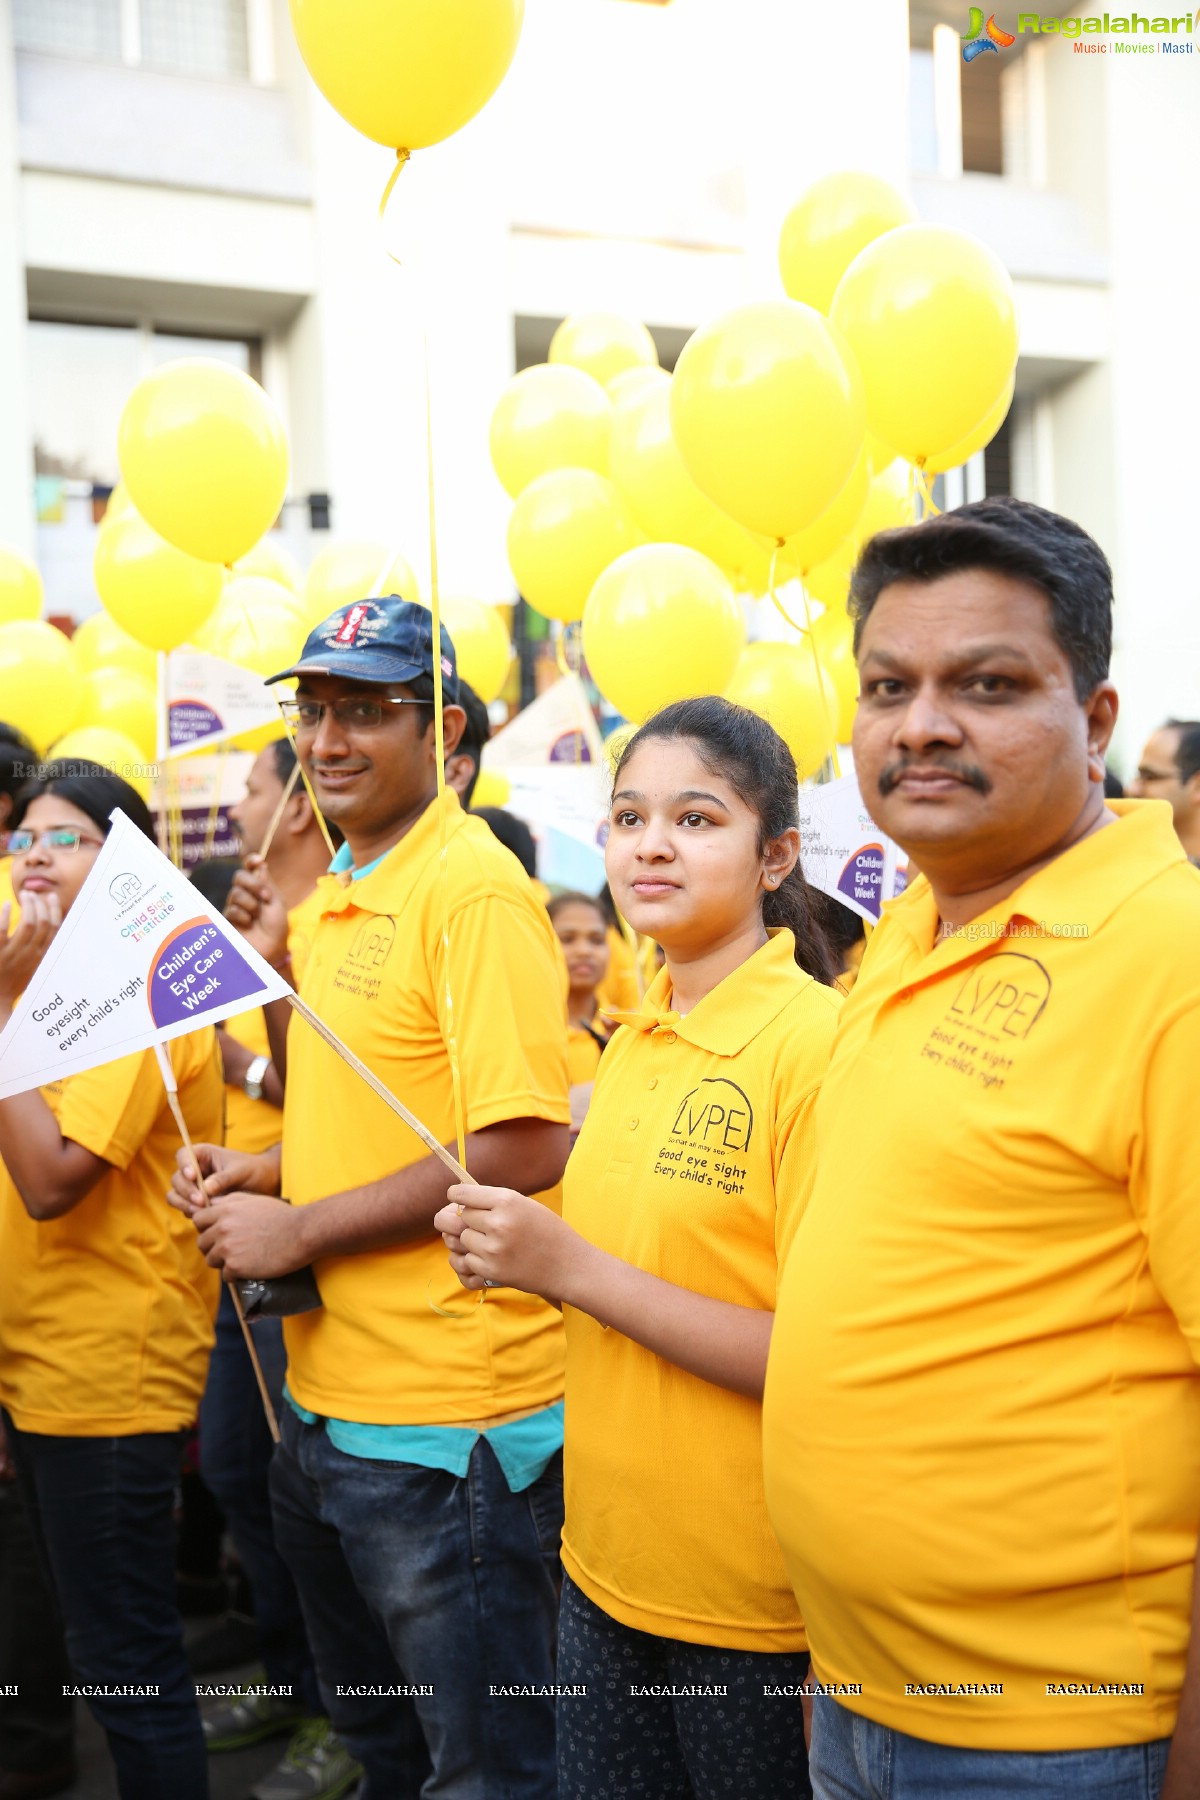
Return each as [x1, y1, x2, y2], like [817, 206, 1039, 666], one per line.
[0, 1763, 77, 1800]
[249, 1719, 364, 1800]
[187, 1608, 260, 1673]
[201, 1681, 310, 1751]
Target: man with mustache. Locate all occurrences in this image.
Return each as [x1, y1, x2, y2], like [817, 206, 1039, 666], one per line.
[764, 497, 1200, 1800]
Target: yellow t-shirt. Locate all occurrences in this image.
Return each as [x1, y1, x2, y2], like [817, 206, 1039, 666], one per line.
[0, 1029, 223, 1435]
[562, 930, 842, 1650]
[566, 1021, 608, 1087]
[282, 792, 570, 1424]
[223, 883, 325, 1156]
[764, 800, 1200, 1749]
[596, 925, 639, 1016]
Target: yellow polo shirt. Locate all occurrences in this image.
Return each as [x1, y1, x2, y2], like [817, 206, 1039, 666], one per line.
[562, 930, 841, 1649]
[223, 883, 325, 1155]
[282, 791, 570, 1425]
[596, 925, 639, 1016]
[764, 800, 1200, 1749]
[0, 1029, 223, 1435]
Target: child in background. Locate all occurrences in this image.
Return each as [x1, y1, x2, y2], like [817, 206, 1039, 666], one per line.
[548, 892, 612, 1133]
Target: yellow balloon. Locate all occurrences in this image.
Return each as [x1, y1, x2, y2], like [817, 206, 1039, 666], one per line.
[415, 597, 512, 705]
[289, 0, 523, 151]
[94, 513, 224, 653]
[805, 538, 858, 613]
[858, 458, 916, 541]
[103, 481, 136, 525]
[922, 375, 1015, 474]
[0, 543, 43, 623]
[193, 577, 308, 659]
[549, 314, 658, 390]
[507, 469, 642, 624]
[779, 171, 914, 314]
[71, 613, 158, 684]
[670, 301, 865, 542]
[489, 365, 611, 499]
[785, 449, 870, 575]
[724, 643, 837, 780]
[866, 429, 899, 472]
[303, 541, 420, 633]
[470, 769, 511, 809]
[606, 366, 668, 404]
[830, 224, 1019, 466]
[609, 384, 755, 572]
[235, 540, 304, 593]
[0, 621, 82, 751]
[221, 602, 310, 680]
[582, 546, 744, 725]
[48, 726, 153, 800]
[118, 358, 289, 566]
[74, 669, 159, 762]
[811, 620, 859, 744]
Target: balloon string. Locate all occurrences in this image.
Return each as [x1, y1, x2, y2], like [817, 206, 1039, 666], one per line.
[378, 149, 412, 256]
[765, 545, 806, 635]
[914, 461, 942, 520]
[275, 699, 337, 857]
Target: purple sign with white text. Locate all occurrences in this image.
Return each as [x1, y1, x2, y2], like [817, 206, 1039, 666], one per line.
[149, 917, 267, 1029]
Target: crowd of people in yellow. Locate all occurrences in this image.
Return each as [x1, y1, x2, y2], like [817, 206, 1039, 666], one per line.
[1, 495, 1200, 1800]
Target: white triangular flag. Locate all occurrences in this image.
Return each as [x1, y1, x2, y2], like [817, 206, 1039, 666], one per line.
[158, 649, 284, 760]
[798, 773, 903, 925]
[483, 674, 603, 768]
[0, 809, 292, 1099]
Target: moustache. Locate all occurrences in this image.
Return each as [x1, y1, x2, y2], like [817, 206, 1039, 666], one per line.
[878, 759, 992, 797]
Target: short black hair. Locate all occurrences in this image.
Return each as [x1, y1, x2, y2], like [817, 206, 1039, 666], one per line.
[1167, 721, 1200, 786]
[547, 890, 607, 928]
[190, 856, 241, 912]
[849, 496, 1113, 702]
[473, 805, 536, 879]
[0, 723, 37, 810]
[269, 734, 297, 787]
[12, 758, 156, 843]
[455, 681, 491, 807]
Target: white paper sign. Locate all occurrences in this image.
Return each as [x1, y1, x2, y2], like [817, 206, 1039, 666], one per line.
[483, 674, 604, 769]
[501, 765, 610, 892]
[798, 773, 903, 924]
[0, 809, 292, 1099]
[158, 650, 283, 760]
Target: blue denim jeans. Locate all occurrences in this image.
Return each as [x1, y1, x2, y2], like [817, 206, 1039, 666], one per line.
[810, 1693, 1171, 1799]
[198, 1286, 320, 1710]
[269, 1402, 562, 1799]
[4, 1415, 208, 1800]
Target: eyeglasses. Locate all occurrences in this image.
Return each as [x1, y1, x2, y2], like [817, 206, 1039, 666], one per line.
[3, 828, 105, 855]
[278, 697, 427, 733]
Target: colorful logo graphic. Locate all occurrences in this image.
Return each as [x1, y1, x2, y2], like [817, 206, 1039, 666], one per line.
[962, 8, 1016, 57]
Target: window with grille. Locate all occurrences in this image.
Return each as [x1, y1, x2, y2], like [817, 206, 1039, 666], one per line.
[13, 0, 121, 59]
[14, 0, 251, 79]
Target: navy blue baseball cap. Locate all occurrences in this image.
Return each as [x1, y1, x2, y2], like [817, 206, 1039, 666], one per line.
[266, 595, 459, 700]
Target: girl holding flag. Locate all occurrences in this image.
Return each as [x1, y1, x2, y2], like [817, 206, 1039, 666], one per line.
[437, 697, 842, 1800]
[0, 761, 221, 1800]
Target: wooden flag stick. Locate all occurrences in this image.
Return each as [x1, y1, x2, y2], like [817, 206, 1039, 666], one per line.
[257, 760, 302, 862]
[155, 1045, 280, 1444]
[286, 993, 474, 1188]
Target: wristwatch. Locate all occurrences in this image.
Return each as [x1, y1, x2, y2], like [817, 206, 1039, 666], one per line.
[243, 1055, 271, 1103]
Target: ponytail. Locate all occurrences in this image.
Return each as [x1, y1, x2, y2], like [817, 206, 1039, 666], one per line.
[764, 865, 838, 985]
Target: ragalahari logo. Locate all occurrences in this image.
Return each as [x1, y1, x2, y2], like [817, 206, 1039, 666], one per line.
[962, 8, 1017, 57]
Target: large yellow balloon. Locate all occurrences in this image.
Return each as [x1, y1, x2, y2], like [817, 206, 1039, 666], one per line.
[785, 449, 870, 575]
[0, 621, 82, 750]
[489, 365, 611, 499]
[48, 726, 153, 800]
[922, 375, 1015, 474]
[670, 301, 865, 542]
[606, 366, 668, 405]
[830, 225, 1018, 467]
[74, 669, 159, 762]
[94, 513, 224, 653]
[415, 597, 511, 705]
[779, 172, 914, 314]
[858, 458, 915, 541]
[507, 469, 641, 624]
[609, 384, 755, 572]
[118, 359, 289, 566]
[725, 643, 838, 780]
[289, 0, 524, 151]
[582, 546, 744, 725]
[549, 314, 658, 390]
[102, 481, 136, 526]
[470, 769, 511, 810]
[303, 541, 420, 633]
[0, 544, 42, 624]
[805, 538, 858, 613]
[235, 540, 304, 593]
[71, 613, 158, 684]
[810, 614, 859, 744]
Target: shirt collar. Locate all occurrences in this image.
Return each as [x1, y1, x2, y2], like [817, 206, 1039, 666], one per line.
[604, 929, 814, 1056]
[886, 798, 1185, 973]
[318, 790, 463, 914]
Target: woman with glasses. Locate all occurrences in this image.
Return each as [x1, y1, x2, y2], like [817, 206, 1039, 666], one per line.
[0, 760, 222, 1800]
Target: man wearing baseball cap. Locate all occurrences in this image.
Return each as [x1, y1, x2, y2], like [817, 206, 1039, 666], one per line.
[172, 596, 571, 1799]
